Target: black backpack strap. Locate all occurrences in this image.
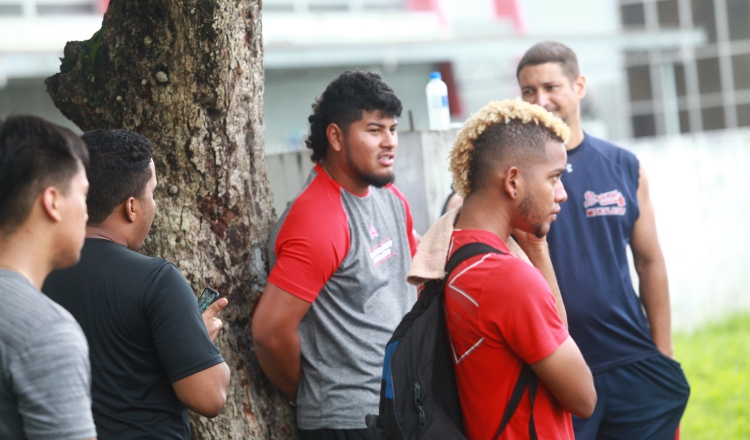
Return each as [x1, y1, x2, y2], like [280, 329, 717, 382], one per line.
[441, 242, 504, 285]
[528, 376, 538, 440]
[494, 364, 538, 439]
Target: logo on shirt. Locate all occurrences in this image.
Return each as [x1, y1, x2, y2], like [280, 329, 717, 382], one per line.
[369, 224, 379, 239]
[583, 189, 627, 217]
[369, 238, 395, 266]
[566, 163, 573, 174]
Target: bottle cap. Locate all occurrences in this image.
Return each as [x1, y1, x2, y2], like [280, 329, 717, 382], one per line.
[429, 72, 442, 80]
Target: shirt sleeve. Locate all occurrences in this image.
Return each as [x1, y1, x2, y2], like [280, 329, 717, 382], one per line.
[481, 260, 569, 365]
[144, 264, 224, 383]
[11, 322, 97, 440]
[267, 191, 350, 302]
[386, 184, 418, 257]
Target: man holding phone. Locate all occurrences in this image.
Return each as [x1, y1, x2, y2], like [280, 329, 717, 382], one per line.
[43, 129, 230, 439]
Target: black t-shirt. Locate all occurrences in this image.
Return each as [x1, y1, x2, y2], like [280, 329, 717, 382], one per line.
[43, 238, 224, 440]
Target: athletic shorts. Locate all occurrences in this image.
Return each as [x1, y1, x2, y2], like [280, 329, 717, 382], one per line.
[573, 353, 690, 440]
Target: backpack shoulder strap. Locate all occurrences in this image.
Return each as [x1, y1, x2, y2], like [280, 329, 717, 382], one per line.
[494, 364, 537, 439]
[443, 242, 504, 281]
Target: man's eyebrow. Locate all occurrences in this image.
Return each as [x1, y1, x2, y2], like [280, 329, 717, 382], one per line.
[367, 122, 386, 128]
[553, 167, 567, 174]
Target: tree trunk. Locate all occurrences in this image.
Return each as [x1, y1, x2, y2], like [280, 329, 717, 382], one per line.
[45, 1, 296, 438]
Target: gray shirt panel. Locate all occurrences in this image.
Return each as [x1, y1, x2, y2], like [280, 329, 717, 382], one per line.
[0, 270, 96, 440]
[269, 169, 416, 429]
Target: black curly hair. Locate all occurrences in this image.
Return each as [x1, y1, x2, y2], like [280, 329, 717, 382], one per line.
[81, 129, 154, 224]
[306, 71, 402, 163]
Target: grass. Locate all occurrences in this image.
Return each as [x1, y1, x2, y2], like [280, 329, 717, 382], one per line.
[674, 314, 750, 439]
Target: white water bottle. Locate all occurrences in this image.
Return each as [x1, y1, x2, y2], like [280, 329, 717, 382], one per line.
[426, 72, 451, 130]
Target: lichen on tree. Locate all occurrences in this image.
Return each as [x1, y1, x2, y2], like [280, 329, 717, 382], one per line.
[46, 1, 296, 438]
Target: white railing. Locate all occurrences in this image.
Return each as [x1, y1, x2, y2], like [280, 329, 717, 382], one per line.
[263, 0, 405, 13]
[0, 0, 103, 17]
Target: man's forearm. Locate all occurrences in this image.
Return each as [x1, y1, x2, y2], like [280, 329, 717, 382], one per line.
[520, 240, 568, 329]
[254, 335, 302, 402]
[638, 260, 673, 358]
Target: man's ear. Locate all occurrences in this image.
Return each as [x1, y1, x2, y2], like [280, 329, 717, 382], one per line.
[574, 74, 587, 100]
[504, 166, 521, 199]
[124, 197, 138, 223]
[326, 123, 345, 153]
[40, 186, 63, 222]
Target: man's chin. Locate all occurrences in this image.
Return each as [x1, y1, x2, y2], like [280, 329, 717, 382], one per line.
[360, 171, 395, 188]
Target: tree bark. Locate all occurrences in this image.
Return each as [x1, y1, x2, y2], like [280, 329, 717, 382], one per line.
[46, 1, 296, 438]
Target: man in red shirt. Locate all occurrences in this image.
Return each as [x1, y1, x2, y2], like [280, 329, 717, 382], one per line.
[445, 99, 596, 439]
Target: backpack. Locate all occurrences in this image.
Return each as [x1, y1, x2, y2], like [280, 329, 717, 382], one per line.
[366, 242, 539, 440]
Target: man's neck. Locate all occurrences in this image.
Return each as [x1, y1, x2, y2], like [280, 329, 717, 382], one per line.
[453, 195, 513, 241]
[319, 159, 369, 196]
[0, 235, 51, 289]
[86, 224, 129, 247]
[565, 116, 585, 151]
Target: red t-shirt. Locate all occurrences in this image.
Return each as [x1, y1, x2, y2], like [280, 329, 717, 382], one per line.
[445, 230, 573, 440]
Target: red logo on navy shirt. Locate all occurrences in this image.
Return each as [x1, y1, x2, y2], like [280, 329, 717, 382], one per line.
[583, 189, 627, 217]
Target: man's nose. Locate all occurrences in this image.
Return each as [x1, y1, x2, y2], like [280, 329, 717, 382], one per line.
[536, 90, 550, 107]
[556, 180, 568, 203]
[383, 130, 397, 148]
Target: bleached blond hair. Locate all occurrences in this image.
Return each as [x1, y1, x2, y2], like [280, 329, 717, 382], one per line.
[449, 98, 569, 197]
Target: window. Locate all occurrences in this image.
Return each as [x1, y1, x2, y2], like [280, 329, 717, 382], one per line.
[691, 0, 718, 43]
[657, 0, 680, 28]
[621, 3, 646, 29]
[674, 62, 687, 97]
[732, 53, 750, 91]
[697, 57, 722, 94]
[701, 107, 725, 131]
[679, 110, 691, 133]
[726, 0, 750, 42]
[632, 114, 657, 137]
[627, 65, 653, 101]
[737, 103, 750, 127]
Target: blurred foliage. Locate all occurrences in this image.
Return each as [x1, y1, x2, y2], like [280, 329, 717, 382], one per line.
[674, 314, 750, 439]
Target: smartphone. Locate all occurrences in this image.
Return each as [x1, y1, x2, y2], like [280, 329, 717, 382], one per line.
[198, 286, 220, 312]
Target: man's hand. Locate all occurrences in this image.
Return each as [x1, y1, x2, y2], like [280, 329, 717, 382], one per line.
[512, 227, 548, 262]
[512, 228, 567, 328]
[252, 283, 312, 403]
[202, 298, 228, 342]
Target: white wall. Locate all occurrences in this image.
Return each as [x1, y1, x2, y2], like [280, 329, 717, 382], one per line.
[621, 129, 750, 332]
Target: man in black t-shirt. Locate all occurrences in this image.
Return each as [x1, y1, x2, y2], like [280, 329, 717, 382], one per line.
[43, 129, 230, 439]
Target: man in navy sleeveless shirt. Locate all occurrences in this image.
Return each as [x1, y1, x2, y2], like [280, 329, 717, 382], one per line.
[517, 41, 689, 439]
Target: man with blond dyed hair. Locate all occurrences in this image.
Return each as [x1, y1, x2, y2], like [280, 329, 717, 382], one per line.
[442, 99, 596, 439]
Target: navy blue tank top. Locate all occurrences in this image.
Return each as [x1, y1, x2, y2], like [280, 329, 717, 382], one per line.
[547, 134, 659, 373]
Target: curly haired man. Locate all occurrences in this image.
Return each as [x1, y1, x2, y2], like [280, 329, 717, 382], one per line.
[253, 71, 419, 440]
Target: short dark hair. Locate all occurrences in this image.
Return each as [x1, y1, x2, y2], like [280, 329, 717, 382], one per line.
[0, 115, 88, 234]
[516, 41, 580, 82]
[306, 70, 402, 163]
[82, 129, 154, 224]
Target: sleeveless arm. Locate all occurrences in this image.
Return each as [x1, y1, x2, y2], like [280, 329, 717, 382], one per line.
[630, 165, 673, 358]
